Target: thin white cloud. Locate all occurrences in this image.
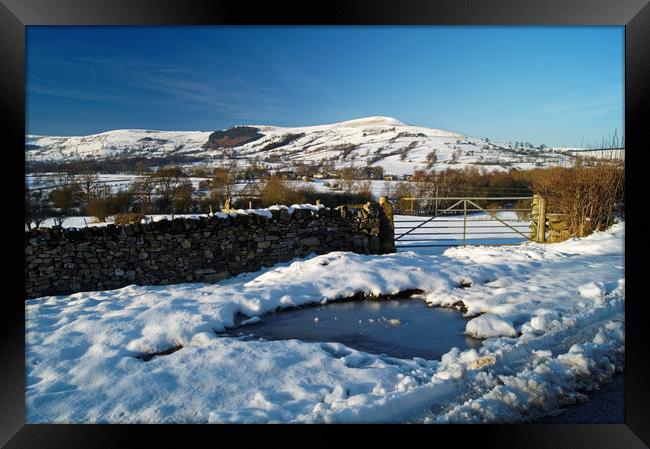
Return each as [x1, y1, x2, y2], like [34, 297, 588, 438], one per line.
[28, 57, 291, 123]
[540, 87, 623, 119]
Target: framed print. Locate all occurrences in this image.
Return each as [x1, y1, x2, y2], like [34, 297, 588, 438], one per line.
[2, 0, 649, 447]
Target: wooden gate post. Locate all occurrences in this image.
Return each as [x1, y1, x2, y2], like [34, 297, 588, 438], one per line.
[537, 196, 547, 243]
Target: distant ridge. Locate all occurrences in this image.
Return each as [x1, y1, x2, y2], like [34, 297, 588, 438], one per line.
[26, 116, 576, 175]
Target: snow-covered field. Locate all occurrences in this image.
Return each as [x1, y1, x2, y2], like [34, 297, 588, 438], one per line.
[25, 221, 624, 423]
[26, 173, 210, 192]
[25, 175, 383, 198]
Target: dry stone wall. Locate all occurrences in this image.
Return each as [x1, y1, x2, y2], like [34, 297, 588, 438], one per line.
[546, 213, 571, 243]
[25, 203, 395, 299]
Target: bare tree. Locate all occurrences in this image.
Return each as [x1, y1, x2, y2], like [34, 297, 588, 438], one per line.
[78, 172, 99, 201]
[339, 165, 358, 193]
[25, 185, 50, 230]
[210, 167, 236, 208]
[129, 175, 157, 213]
[382, 180, 394, 200]
[153, 166, 187, 213]
[172, 181, 195, 213]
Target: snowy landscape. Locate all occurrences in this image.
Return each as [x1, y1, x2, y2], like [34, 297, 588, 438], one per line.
[24, 118, 625, 423]
[26, 219, 624, 423]
[24, 120, 626, 423]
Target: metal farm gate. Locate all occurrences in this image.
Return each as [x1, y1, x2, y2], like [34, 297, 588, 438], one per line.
[393, 196, 546, 250]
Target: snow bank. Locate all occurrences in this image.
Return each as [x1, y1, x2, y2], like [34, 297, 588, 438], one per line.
[578, 282, 607, 305]
[435, 319, 624, 423]
[26, 222, 624, 423]
[465, 314, 517, 338]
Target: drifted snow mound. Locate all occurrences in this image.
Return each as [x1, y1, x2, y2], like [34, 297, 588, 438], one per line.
[465, 314, 517, 338]
[578, 281, 606, 300]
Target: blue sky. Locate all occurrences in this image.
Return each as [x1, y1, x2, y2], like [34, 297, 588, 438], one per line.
[26, 26, 624, 147]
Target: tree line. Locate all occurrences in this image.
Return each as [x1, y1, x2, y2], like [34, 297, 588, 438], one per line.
[26, 159, 624, 240]
[25, 165, 375, 229]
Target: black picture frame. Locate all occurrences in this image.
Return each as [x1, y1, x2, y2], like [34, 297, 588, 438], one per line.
[2, 1, 649, 447]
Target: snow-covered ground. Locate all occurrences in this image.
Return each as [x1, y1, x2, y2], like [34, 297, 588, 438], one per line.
[25, 221, 624, 423]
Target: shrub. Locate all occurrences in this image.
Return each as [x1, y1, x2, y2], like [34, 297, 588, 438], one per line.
[114, 213, 145, 225]
[85, 197, 113, 222]
[531, 162, 624, 237]
[259, 176, 304, 207]
[85, 190, 135, 222]
[48, 183, 82, 215]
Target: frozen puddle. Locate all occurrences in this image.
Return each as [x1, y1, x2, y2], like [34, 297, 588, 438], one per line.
[220, 295, 482, 360]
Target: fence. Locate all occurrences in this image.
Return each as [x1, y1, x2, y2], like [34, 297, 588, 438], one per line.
[393, 196, 545, 249]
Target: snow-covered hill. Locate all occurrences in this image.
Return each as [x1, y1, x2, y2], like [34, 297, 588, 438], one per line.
[26, 116, 575, 175]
